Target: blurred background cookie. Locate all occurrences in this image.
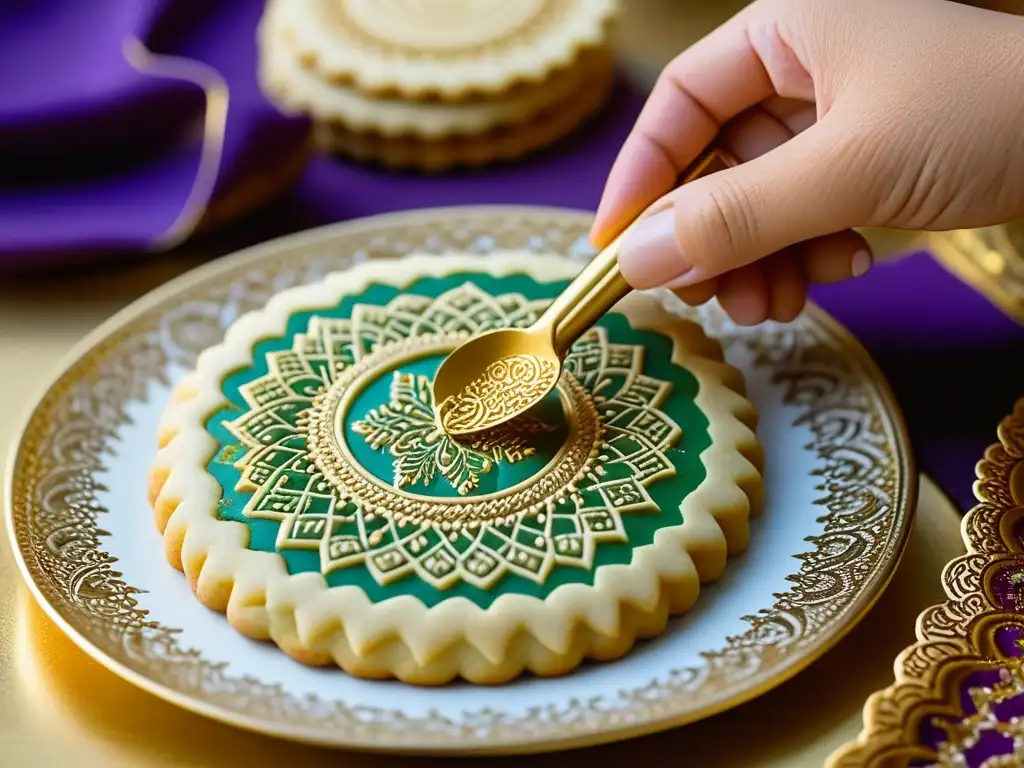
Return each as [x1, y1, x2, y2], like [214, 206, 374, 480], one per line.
[271, 0, 619, 98]
[258, 0, 620, 171]
[261, 24, 609, 140]
[311, 57, 614, 171]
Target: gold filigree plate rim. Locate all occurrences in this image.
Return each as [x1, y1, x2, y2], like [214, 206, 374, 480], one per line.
[4, 206, 916, 754]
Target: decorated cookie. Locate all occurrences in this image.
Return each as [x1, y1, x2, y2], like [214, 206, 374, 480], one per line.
[270, 0, 619, 99]
[149, 253, 763, 685]
[308, 62, 614, 171]
[259, 14, 611, 140]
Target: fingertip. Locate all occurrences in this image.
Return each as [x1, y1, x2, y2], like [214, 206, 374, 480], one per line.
[673, 277, 718, 307]
[590, 195, 621, 248]
[717, 263, 769, 326]
[798, 230, 873, 284]
[851, 248, 873, 278]
[722, 296, 769, 327]
[591, 195, 638, 250]
[591, 211, 631, 249]
[771, 293, 806, 323]
[594, 131, 697, 254]
[765, 250, 807, 323]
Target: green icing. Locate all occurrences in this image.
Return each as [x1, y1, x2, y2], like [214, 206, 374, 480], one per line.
[204, 273, 711, 607]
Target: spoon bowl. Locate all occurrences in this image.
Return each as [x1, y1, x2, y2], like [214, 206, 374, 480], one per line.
[433, 327, 562, 437]
[432, 225, 636, 437]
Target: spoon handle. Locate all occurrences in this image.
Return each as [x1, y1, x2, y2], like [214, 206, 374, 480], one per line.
[533, 244, 615, 343]
[550, 238, 630, 353]
[547, 147, 739, 354]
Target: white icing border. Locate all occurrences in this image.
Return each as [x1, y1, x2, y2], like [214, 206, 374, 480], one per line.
[149, 253, 763, 684]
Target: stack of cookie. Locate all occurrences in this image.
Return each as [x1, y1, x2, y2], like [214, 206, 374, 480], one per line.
[257, 0, 620, 172]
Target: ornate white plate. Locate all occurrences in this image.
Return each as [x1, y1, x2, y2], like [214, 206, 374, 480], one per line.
[5, 207, 915, 754]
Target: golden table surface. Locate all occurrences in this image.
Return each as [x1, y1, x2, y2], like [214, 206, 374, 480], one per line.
[0, 256, 963, 768]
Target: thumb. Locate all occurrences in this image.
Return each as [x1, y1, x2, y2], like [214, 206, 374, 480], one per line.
[617, 118, 873, 289]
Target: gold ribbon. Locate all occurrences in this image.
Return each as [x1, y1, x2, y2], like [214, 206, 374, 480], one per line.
[121, 35, 230, 250]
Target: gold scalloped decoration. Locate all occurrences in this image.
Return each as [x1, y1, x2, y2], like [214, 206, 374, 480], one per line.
[829, 398, 1024, 767]
[256, 0, 618, 170]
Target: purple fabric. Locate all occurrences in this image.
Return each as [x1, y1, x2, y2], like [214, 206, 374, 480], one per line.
[0, 0, 309, 263]
[4, 0, 1024, 514]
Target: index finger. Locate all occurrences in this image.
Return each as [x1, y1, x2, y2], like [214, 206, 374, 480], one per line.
[591, 6, 775, 246]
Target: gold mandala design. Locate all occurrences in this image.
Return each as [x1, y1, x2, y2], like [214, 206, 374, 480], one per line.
[6, 209, 913, 753]
[225, 283, 683, 588]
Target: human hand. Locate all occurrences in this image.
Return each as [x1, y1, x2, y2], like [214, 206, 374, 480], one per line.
[592, 0, 1024, 324]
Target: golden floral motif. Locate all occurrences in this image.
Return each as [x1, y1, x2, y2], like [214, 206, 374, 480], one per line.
[353, 371, 551, 495]
[6, 209, 912, 753]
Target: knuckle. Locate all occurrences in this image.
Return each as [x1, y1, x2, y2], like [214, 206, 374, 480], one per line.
[693, 177, 761, 264]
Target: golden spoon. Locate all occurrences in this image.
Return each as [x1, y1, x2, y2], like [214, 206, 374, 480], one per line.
[433, 147, 737, 437]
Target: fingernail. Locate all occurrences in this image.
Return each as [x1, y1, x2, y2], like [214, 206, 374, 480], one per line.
[851, 249, 873, 278]
[618, 209, 691, 289]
